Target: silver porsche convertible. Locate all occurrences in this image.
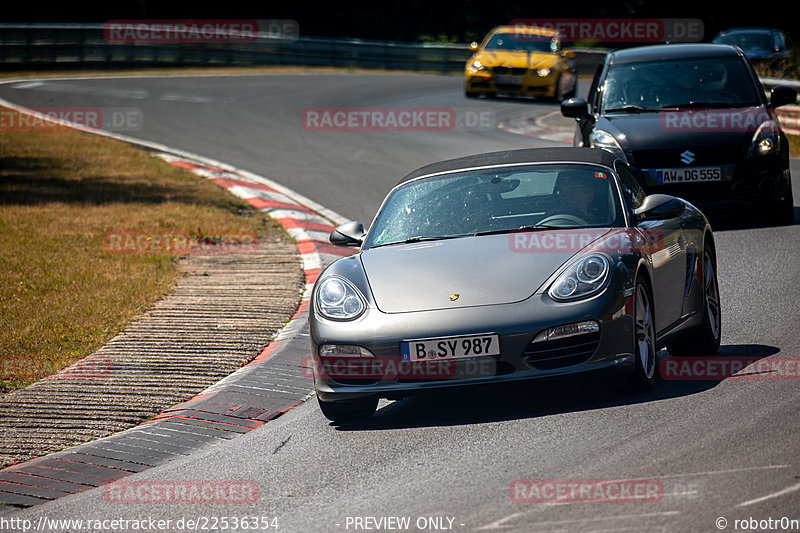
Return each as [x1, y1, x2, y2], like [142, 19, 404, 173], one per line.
[309, 147, 721, 423]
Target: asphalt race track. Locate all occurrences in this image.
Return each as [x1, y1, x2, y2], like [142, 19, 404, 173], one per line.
[1, 73, 799, 532]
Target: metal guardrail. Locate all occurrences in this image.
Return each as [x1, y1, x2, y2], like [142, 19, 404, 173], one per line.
[778, 105, 800, 135]
[0, 23, 608, 74]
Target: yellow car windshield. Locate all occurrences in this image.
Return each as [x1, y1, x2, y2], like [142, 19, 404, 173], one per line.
[484, 33, 558, 53]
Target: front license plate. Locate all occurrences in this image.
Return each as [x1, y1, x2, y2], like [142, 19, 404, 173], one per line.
[495, 75, 523, 85]
[656, 167, 722, 184]
[401, 334, 500, 362]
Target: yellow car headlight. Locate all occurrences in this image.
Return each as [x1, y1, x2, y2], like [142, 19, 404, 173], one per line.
[467, 60, 489, 74]
[536, 67, 551, 77]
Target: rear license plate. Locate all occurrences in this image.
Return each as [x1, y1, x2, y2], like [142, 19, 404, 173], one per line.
[401, 334, 500, 362]
[656, 167, 722, 184]
[495, 75, 523, 85]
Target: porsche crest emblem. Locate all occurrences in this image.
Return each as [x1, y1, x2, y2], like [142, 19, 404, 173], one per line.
[449, 293, 460, 301]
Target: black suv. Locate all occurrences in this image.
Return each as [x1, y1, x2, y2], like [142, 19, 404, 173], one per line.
[562, 43, 796, 223]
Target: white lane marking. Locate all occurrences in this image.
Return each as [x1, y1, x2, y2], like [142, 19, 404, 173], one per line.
[475, 512, 526, 531]
[737, 480, 800, 508]
[477, 511, 680, 530]
[11, 81, 43, 89]
[655, 465, 790, 479]
[159, 94, 213, 103]
[265, 209, 332, 225]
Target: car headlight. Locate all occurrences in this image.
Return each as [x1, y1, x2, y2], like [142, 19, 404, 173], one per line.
[467, 60, 488, 74]
[536, 67, 551, 77]
[316, 276, 366, 320]
[748, 120, 780, 158]
[548, 254, 611, 302]
[590, 130, 628, 163]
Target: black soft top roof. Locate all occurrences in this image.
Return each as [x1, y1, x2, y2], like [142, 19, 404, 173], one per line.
[399, 147, 618, 184]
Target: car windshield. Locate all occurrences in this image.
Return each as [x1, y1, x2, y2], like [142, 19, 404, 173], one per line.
[601, 56, 761, 111]
[364, 164, 625, 249]
[483, 32, 558, 53]
[713, 32, 772, 51]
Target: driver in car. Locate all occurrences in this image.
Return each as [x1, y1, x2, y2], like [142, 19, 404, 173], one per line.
[554, 172, 610, 225]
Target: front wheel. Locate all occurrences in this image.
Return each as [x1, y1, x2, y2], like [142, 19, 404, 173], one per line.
[777, 179, 794, 225]
[628, 278, 658, 391]
[318, 396, 377, 423]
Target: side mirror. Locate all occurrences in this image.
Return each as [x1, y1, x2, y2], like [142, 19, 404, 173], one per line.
[770, 85, 797, 108]
[330, 221, 366, 247]
[469, 42, 479, 51]
[562, 50, 576, 59]
[634, 195, 685, 222]
[561, 97, 590, 119]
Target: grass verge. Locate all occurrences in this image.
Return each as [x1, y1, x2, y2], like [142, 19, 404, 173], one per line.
[787, 133, 800, 158]
[0, 106, 286, 393]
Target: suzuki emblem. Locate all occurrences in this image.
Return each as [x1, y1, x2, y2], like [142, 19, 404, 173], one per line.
[680, 150, 695, 165]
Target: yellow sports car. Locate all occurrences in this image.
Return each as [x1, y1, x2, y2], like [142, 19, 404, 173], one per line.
[465, 25, 577, 100]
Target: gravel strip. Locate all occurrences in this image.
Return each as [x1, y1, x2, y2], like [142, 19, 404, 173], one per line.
[0, 237, 303, 468]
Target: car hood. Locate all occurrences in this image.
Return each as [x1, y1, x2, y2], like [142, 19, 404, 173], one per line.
[474, 50, 560, 69]
[597, 107, 769, 152]
[360, 230, 610, 314]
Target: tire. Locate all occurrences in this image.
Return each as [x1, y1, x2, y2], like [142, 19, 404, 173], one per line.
[553, 74, 576, 102]
[563, 73, 577, 100]
[668, 245, 722, 356]
[317, 396, 377, 423]
[778, 198, 795, 225]
[465, 91, 479, 98]
[777, 179, 794, 225]
[628, 277, 658, 391]
[553, 75, 565, 102]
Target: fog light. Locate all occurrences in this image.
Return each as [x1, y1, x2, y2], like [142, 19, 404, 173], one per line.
[533, 321, 599, 343]
[319, 344, 374, 358]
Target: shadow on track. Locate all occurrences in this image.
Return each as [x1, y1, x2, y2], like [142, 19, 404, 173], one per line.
[704, 207, 797, 231]
[329, 343, 780, 431]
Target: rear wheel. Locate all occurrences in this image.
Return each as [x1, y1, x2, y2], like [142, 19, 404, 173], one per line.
[317, 396, 377, 423]
[628, 278, 658, 391]
[668, 245, 721, 356]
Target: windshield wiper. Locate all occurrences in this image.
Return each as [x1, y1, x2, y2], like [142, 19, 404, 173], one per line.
[666, 101, 750, 109]
[370, 234, 469, 248]
[604, 105, 660, 113]
[472, 223, 562, 237]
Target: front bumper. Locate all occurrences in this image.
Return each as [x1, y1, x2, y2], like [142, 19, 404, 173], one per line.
[311, 291, 635, 402]
[465, 72, 558, 97]
[637, 157, 792, 215]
